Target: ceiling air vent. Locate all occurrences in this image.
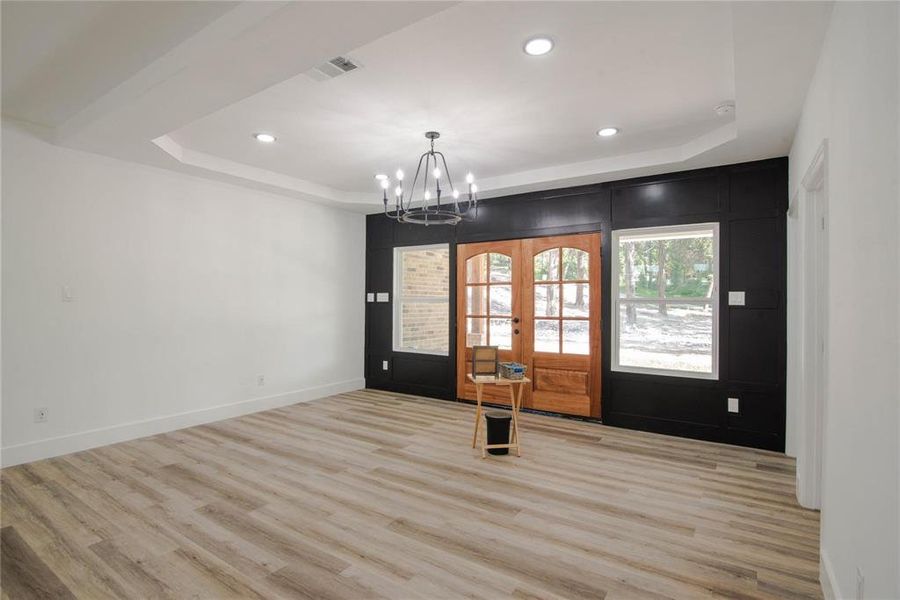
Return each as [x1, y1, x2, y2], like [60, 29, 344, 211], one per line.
[304, 56, 360, 81]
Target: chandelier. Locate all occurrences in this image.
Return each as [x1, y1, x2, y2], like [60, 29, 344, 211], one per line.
[379, 131, 478, 225]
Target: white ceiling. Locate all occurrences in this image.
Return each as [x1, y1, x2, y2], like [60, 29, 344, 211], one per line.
[1, 1, 239, 126]
[1, 1, 833, 212]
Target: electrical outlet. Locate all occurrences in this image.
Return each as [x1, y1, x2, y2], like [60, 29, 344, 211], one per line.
[727, 397, 740, 413]
[257, 375, 265, 386]
[856, 567, 864, 599]
[34, 407, 48, 423]
[382, 360, 389, 371]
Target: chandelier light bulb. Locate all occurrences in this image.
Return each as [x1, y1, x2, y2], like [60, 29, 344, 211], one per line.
[452, 189, 460, 199]
[433, 167, 441, 179]
[471, 183, 478, 193]
[396, 169, 404, 181]
[380, 178, 390, 189]
[466, 172, 474, 184]
[424, 190, 431, 201]
[395, 186, 402, 197]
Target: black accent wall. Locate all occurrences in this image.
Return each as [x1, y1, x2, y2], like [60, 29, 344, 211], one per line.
[365, 158, 787, 451]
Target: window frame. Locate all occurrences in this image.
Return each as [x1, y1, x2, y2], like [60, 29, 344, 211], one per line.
[611, 222, 720, 380]
[392, 243, 450, 356]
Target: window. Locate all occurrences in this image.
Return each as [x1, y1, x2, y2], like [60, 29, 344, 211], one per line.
[393, 244, 450, 355]
[464, 252, 513, 349]
[533, 247, 590, 354]
[612, 223, 719, 379]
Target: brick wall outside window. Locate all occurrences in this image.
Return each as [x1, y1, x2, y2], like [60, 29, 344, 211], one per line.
[396, 247, 449, 353]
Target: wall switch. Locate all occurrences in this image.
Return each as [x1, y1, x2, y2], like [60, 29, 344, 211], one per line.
[382, 360, 389, 371]
[727, 397, 740, 413]
[257, 375, 265, 386]
[34, 408, 48, 423]
[366, 293, 375, 302]
[61, 285, 74, 302]
[728, 291, 746, 306]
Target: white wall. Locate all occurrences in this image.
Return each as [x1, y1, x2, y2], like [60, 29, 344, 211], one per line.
[789, 3, 899, 599]
[1, 121, 366, 466]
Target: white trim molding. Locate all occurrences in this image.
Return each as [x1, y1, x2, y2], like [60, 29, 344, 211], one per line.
[820, 548, 839, 600]
[0, 378, 364, 468]
[793, 138, 829, 510]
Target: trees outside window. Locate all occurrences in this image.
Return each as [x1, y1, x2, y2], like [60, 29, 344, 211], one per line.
[612, 224, 719, 378]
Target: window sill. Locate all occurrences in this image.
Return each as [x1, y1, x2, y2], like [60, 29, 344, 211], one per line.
[611, 365, 719, 382]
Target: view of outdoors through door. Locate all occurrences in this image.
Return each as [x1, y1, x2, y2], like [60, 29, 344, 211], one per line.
[456, 233, 601, 417]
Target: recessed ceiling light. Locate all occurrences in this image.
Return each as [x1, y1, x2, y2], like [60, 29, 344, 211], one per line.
[374, 173, 388, 181]
[253, 133, 276, 143]
[597, 127, 619, 137]
[523, 37, 554, 56]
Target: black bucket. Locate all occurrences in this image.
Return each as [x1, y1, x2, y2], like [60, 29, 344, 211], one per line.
[484, 412, 512, 455]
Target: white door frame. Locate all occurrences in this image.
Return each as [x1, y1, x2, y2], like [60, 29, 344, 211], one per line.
[791, 140, 828, 509]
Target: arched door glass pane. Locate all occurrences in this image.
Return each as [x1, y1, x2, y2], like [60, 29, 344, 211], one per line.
[534, 248, 559, 281]
[466, 254, 488, 283]
[562, 248, 589, 280]
[489, 253, 512, 281]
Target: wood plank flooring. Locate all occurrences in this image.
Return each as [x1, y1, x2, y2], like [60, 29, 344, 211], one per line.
[1, 389, 822, 599]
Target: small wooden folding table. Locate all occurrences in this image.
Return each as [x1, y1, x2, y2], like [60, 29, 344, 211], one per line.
[467, 374, 531, 458]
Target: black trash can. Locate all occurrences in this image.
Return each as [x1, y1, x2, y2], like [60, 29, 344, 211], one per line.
[484, 412, 512, 455]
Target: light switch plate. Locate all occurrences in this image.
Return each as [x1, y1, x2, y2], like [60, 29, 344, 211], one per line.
[376, 292, 389, 303]
[382, 360, 389, 371]
[728, 291, 746, 306]
[366, 293, 375, 302]
[727, 397, 740, 413]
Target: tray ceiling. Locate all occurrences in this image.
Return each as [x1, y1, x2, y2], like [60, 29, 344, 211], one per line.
[2, 1, 833, 211]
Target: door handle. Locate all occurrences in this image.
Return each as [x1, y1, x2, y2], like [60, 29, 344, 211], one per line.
[514, 329, 520, 335]
[513, 317, 520, 323]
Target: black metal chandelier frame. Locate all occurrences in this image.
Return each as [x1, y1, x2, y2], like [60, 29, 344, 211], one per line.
[380, 131, 477, 226]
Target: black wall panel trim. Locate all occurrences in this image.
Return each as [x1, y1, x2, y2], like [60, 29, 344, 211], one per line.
[612, 175, 720, 222]
[728, 310, 782, 385]
[365, 157, 788, 451]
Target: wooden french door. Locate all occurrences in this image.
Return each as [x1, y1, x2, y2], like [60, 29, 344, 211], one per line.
[456, 240, 523, 407]
[456, 233, 601, 417]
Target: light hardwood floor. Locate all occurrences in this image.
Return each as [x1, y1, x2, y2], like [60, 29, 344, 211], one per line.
[1, 389, 821, 599]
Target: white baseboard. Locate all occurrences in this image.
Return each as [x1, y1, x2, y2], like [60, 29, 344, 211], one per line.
[820, 547, 840, 600]
[0, 378, 365, 468]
